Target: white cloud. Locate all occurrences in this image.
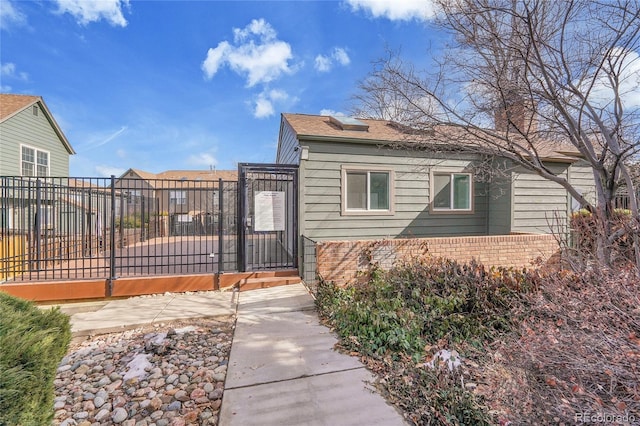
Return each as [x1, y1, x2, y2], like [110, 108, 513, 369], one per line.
[95, 165, 126, 177]
[0, 0, 27, 30]
[202, 19, 294, 87]
[79, 126, 128, 152]
[0, 62, 28, 81]
[315, 55, 332, 72]
[186, 152, 217, 168]
[587, 48, 640, 109]
[253, 89, 291, 119]
[202, 42, 231, 78]
[346, 0, 436, 22]
[233, 18, 276, 42]
[320, 109, 346, 117]
[254, 97, 275, 118]
[333, 47, 351, 66]
[314, 47, 351, 72]
[54, 0, 129, 27]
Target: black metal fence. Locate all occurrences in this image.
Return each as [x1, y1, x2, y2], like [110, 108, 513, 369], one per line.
[0, 176, 239, 282]
[238, 164, 298, 272]
[301, 235, 318, 295]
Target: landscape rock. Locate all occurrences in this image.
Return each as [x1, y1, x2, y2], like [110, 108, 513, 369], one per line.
[53, 318, 234, 426]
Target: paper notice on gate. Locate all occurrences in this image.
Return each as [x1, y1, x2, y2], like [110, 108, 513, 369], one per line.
[254, 191, 285, 232]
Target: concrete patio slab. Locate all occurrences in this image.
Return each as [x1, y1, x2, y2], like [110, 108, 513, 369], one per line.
[70, 291, 237, 336]
[237, 283, 315, 313]
[153, 292, 238, 322]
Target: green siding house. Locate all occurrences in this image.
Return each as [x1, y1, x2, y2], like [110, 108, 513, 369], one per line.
[0, 94, 75, 177]
[276, 113, 596, 242]
[1, 94, 76, 233]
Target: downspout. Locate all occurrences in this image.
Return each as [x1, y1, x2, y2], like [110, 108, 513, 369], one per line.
[298, 146, 308, 274]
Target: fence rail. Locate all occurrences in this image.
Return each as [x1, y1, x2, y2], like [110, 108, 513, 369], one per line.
[1, 176, 239, 283]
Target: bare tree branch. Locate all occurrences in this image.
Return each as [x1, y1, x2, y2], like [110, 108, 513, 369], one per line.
[352, 0, 640, 271]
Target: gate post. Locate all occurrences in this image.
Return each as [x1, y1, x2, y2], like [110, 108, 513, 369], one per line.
[237, 165, 247, 272]
[217, 178, 224, 274]
[108, 175, 117, 296]
[34, 178, 42, 271]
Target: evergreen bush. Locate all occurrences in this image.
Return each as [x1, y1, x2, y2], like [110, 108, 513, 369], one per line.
[0, 293, 71, 425]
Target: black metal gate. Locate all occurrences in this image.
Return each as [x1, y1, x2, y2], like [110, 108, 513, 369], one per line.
[238, 163, 298, 272]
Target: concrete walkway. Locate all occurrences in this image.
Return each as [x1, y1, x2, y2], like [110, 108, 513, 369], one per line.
[219, 284, 406, 426]
[65, 284, 406, 425]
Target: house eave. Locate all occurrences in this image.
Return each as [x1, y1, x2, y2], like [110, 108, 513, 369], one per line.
[296, 134, 398, 146]
[1, 96, 76, 155]
[37, 100, 76, 155]
[297, 135, 579, 164]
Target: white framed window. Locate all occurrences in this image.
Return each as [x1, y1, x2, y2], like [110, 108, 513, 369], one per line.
[21, 145, 49, 177]
[169, 191, 187, 205]
[430, 172, 473, 213]
[341, 166, 394, 215]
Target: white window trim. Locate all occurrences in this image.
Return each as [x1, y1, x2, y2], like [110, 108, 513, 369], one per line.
[341, 165, 395, 216]
[429, 170, 474, 214]
[20, 144, 50, 177]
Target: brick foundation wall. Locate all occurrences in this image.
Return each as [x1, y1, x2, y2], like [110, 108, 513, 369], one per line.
[315, 234, 558, 286]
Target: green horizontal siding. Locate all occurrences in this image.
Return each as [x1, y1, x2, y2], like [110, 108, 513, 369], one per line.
[0, 106, 70, 176]
[301, 141, 488, 240]
[512, 165, 569, 234]
[488, 172, 512, 235]
[569, 161, 596, 206]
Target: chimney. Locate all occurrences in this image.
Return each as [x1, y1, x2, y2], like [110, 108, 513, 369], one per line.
[495, 93, 537, 134]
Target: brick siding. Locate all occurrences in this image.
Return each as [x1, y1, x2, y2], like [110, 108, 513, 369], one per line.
[315, 234, 558, 286]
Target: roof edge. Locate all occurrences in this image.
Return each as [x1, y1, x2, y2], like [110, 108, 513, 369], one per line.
[1, 95, 75, 155]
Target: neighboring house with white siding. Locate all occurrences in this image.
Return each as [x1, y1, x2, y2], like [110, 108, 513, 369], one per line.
[0, 94, 75, 176]
[276, 113, 596, 243]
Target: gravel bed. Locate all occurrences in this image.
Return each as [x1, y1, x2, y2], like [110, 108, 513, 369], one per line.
[52, 317, 235, 426]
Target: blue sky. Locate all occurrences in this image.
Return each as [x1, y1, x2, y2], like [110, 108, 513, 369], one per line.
[0, 0, 445, 177]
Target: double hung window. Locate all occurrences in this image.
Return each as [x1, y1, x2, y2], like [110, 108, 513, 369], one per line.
[21, 146, 49, 177]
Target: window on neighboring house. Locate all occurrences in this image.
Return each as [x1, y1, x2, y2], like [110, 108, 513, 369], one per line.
[170, 191, 187, 205]
[342, 167, 393, 214]
[21, 146, 49, 177]
[127, 190, 142, 205]
[431, 172, 473, 212]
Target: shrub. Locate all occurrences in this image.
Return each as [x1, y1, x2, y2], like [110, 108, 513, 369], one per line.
[317, 276, 424, 357]
[121, 214, 145, 229]
[386, 258, 538, 345]
[0, 293, 71, 425]
[570, 208, 635, 265]
[316, 257, 536, 424]
[317, 258, 538, 358]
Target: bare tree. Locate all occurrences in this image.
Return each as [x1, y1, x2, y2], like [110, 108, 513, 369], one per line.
[353, 0, 640, 271]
